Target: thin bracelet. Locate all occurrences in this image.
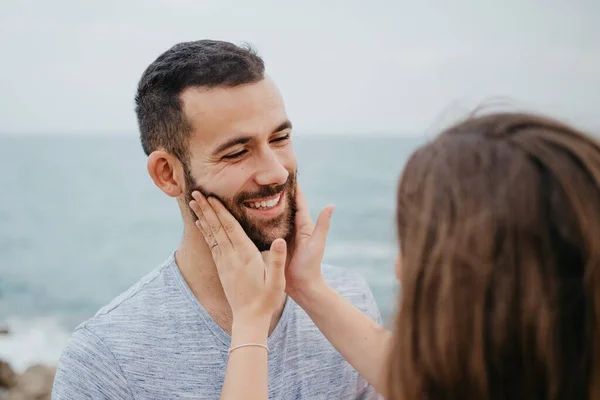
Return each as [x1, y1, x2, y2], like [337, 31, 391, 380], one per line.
[228, 343, 270, 355]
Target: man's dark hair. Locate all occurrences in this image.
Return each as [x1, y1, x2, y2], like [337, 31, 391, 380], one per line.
[134, 40, 265, 163]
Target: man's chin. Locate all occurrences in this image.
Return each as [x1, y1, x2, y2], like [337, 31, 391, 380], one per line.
[239, 218, 291, 249]
[238, 199, 296, 251]
[247, 229, 292, 251]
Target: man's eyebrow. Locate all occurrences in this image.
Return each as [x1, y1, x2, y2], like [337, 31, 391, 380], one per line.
[273, 120, 293, 133]
[212, 120, 293, 155]
[213, 136, 252, 155]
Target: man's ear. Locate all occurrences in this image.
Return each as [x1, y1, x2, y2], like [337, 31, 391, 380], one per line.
[147, 150, 184, 198]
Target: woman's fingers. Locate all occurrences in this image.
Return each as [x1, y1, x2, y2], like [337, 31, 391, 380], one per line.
[189, 199, 219, 250]
[294, 183, 315, 239]
[310, 205, 335, 251]
[206, 196, 254, 250]
[197, 212, 220, 256]
[190, 191, 233, 251]
[267, 239, 287, 292]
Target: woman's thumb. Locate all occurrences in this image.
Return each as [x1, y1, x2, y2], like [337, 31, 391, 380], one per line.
[267, 238, 287, 290]
[311, 205, 334, 248]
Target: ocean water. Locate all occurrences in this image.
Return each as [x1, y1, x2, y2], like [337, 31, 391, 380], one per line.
[0, 134, 426, 372]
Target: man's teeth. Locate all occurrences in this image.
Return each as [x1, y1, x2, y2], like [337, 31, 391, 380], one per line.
[247, 195, 280, 209]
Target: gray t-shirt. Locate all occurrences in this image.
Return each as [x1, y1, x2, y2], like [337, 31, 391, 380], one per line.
[52, 253, 382, 399]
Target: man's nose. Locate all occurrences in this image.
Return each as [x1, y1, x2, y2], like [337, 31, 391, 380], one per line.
[254, 148, 289, 186]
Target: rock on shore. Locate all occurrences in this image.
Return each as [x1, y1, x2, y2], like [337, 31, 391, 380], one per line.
[0, 324, 58, 399]
[1, 356, 55, 400]
[1, 361, 56, 400]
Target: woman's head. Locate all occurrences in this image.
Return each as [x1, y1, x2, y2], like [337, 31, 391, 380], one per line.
[388, 112, 600, 399]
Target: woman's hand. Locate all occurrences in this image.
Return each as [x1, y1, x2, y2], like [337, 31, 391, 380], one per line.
[189, 191, 285, 400]
[189, 191, 287, 326]
[285, 184, 334, 301]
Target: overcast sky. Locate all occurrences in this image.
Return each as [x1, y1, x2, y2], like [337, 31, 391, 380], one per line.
[1, 0, 598, 136]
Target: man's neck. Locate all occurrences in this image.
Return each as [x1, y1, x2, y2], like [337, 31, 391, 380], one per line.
[174, 225, 288, 336]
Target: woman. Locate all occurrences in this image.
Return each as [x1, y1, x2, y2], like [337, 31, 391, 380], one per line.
[189, 111, 600, 399]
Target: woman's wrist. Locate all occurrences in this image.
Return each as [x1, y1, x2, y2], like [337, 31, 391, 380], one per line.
[231, 314, 270, 346]
[287, 278, 330, 309]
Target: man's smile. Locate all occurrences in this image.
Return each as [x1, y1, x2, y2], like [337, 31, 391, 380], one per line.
[242, 192, 285, 217]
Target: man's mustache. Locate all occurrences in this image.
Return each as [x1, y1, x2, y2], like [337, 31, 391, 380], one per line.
[188, 169, 296, 207]
[235, 182, 289, 203]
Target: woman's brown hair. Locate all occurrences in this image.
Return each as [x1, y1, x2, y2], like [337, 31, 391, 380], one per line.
[387, 112, 600, 399]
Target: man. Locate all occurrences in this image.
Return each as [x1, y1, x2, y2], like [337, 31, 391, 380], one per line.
[52, 40, 381, 399]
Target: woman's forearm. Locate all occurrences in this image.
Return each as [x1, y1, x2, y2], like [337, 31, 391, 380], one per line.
[291, 282, 392, 397]
[220, 318, 270, 400]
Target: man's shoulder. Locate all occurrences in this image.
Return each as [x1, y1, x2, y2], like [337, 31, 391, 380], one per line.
[57, 254, 217, 372]
[53, 255, 185, 398]
[321, 263, 370, 294]
[74, 254, 186, 338]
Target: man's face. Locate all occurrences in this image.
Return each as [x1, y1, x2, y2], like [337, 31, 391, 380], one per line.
[180, 77, 298, 251]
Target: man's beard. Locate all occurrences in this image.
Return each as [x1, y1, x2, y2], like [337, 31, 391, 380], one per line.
[183, 164, 297, 252]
